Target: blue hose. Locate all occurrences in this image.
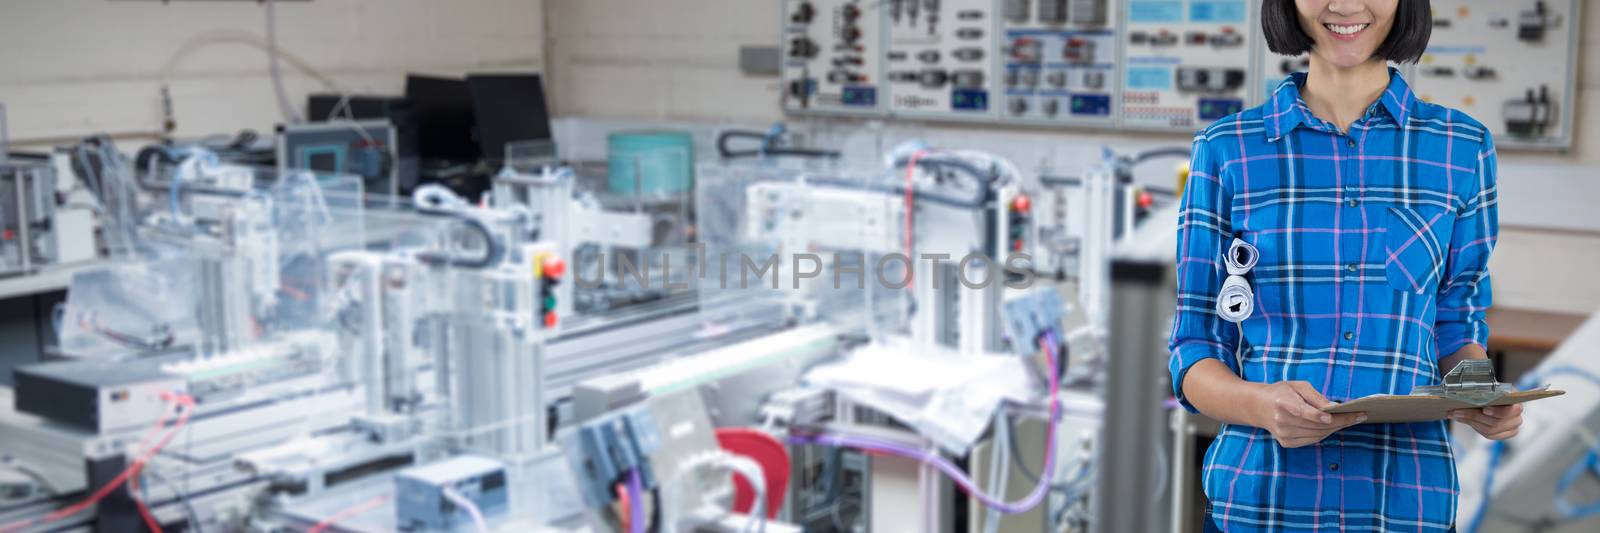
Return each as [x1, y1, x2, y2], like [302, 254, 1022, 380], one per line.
[1466, 365, 1600, 532]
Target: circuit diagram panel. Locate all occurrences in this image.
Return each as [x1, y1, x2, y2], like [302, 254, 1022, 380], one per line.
[782, 0, 884, 114]
[1119, 0, 1253, 130]
[999, 0, 1120, 125]
[883, 0, 999, 118]
[1410, 0, 1578, 149]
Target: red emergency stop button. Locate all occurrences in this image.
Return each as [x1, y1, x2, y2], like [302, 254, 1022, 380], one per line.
[1011, 195, 1031, 213]
[542, 256, 566, 279]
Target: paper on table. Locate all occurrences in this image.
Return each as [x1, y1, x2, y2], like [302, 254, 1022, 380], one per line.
[803, 342, 1036, 454]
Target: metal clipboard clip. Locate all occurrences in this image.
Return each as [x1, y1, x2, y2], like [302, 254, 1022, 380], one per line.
[1411, 359, 1533, 406]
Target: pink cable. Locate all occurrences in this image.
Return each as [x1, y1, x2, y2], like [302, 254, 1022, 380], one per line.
[791, 333, 1062, 514]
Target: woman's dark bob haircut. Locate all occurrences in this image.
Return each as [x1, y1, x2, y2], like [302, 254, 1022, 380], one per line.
[1262, 0, 1432, 64]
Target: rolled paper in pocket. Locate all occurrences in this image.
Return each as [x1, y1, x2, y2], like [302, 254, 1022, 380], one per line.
[1225, 238, 1259, 276]
[1216, 274, 1254, 323]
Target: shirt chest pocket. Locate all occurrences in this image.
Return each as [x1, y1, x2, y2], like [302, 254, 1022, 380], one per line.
[1383, 205, 1454, 295]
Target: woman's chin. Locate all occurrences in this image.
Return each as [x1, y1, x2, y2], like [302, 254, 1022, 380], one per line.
[1320, 53, 1381, 70]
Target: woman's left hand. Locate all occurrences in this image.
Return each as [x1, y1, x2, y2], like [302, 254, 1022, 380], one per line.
[1451, 404, 1523, 440]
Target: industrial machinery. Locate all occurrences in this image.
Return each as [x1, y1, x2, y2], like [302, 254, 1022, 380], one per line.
[0, 159, 60, 276]
[0, 141, 101, 277]
[1454, 309, 1600, 533]
[0, 125, 1166, 533]
[0, 155, 572, 532]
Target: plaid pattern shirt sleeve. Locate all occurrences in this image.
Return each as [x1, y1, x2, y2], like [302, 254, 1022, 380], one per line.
[1169, 129, 1245, 413]
[1169, 69, 1499, 532]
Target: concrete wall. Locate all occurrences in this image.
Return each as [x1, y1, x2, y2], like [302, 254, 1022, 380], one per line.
[543, 1, 1600, 315]
[0, 0, 544, 145]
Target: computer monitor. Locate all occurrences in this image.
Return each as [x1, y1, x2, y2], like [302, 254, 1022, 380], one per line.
[465, 73, 554, 163]
[405, 74, 478, 164]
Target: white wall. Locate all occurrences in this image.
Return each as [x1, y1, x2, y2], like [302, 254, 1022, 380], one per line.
[0, 0, 544, 146]
[544, 0, 780, 124]
[543, 0, 1600, 315]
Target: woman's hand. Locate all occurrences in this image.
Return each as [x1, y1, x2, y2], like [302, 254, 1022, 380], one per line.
[1451, 404, 1523, 440]
[1251, 381, 1367, 448]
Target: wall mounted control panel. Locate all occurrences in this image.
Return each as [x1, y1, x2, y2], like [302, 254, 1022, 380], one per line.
[1410, 0, 1578, 149]
[1119, 0, 1253, 130]
[783, 0, 884, 114]
[1000, 0, 1120, 125]
[884, 0, 999, 117]
[779, 0, 1581, 148]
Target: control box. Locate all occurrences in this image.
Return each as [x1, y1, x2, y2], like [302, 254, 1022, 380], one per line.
[561, 404, 661, 510]
[1410, 0, 1578, 149]
[1120, 0, 1254, 130]
[13, 359, 186, 433]
[1000, 0, 1120, 124]
[782, 0, 883, 113]
[394, 456, 509, 531]
[884, 0, 998, 117]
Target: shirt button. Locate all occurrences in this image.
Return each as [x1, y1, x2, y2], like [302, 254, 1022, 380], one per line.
[1344, 331, 1354, 340]
[1347, 139, 1357, 148]
[1345, 263, 1358, 273]
[1347, 198, 1359, 207]
[1329, 462, 1341, 472]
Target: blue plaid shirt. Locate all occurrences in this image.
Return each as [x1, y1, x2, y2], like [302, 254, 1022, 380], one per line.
[1170, 69, 1498, 532]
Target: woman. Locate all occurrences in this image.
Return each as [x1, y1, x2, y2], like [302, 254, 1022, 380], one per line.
[1168, 1, 1521, 531]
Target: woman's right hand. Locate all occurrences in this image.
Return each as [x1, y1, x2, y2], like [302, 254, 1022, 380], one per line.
[1250, 381, 1367, 448]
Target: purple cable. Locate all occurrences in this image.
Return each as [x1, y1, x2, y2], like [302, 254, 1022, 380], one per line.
[789, 332, 1062, 515]
[626, 468, 646, 533]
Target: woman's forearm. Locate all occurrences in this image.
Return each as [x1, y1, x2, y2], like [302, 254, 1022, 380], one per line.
[1439, 343, 1488, 376]
[1181, 359, 1267, 427]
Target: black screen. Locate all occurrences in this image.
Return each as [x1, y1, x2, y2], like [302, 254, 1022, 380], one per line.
[307, 151, 340, 173]
[465, 73, 554, 162]
[405, 74, 478, 163]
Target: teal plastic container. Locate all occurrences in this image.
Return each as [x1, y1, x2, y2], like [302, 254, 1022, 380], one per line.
[607, 130, 694, 197]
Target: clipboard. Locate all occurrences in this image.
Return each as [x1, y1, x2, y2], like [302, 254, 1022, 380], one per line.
[1322, 360, 1565, 423]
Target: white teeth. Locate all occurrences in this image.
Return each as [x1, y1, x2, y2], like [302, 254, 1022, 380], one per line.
[1326, 23, 1368, 35]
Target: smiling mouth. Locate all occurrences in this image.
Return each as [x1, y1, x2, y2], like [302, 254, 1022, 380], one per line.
[1325, 23, 1370, 37]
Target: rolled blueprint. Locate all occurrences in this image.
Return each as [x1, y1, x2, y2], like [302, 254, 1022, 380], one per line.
[1216, 274, 1254, 323]
[1225, 237, 1259, 276]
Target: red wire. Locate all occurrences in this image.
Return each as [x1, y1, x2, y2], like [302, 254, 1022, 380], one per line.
[306, 494, 391, 533]
[904, 150, 927, 289]
[0, 392, 194, 533]
[127, 474, 161, 533]
[614, 482, 632, 532]
[126, 415, 169, 533]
